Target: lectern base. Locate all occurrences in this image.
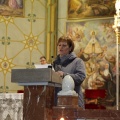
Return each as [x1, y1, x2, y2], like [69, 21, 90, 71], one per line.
[53, 95, 83, 120]
[23, 86, 54, 120]
[57, 95, 78, 107]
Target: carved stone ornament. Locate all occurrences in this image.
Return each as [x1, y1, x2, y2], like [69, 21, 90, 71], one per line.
[58, 75, 78, 96]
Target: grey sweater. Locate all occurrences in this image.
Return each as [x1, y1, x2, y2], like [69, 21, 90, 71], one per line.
[53, 52, 86, 108]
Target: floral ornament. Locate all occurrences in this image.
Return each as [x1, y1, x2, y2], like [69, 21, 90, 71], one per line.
[2, 36, 11, 45]
[26, 62, 35, 69]
[0, 16, 14, 24]
[0, 56, 15, 75]
[27, 13, 36, 22]
[23, 33, 40, 51]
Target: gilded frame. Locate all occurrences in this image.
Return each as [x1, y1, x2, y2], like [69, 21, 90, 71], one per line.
[68, 0, 116, 19]
[0, 0, 24, 17]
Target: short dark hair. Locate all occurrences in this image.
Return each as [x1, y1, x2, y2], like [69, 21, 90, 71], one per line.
[57, 36, 74, 53]
[40, 56, 46, 60]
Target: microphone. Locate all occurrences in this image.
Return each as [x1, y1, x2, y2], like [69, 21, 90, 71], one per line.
[48, 56, 54, 70]
[51, 56, 54, 63]
[48, 65, 52, 69]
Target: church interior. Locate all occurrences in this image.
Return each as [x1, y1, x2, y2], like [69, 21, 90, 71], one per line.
[0, 0, 120, 120]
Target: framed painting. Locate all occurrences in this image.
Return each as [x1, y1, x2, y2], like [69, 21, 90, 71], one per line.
[66, 18, 119, 109]
[68, 0, 116, 19]
[0, 0, 24, 17]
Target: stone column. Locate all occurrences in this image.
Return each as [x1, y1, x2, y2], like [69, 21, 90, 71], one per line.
[113, 19, 120, 110]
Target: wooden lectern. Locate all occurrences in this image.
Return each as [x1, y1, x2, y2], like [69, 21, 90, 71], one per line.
[11, 68, 62, 120]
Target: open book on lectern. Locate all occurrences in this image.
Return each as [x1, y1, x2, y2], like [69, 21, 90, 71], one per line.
[34, 64, 51, 68]
[34, 64, 55, 71]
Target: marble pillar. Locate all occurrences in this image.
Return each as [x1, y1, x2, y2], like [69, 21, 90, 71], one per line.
[23, 86, 55, 120]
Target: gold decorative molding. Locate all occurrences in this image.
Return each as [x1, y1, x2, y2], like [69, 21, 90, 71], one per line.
[46, 0, 58, 62]
[113, 0, 120, 110]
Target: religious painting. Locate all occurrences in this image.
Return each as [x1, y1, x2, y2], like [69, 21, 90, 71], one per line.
[68, 0, 116, 19]
[66, 18, 119, 109]
[0, 0, 24, 17]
